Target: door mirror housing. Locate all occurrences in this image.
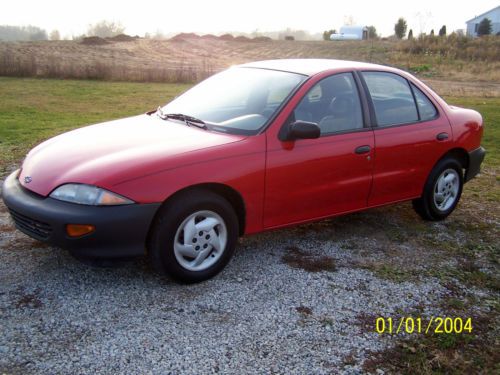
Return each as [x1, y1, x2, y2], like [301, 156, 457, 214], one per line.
[281, 121, 321, 141]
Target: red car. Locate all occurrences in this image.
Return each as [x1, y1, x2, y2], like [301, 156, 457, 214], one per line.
[2, 59, 485, 283]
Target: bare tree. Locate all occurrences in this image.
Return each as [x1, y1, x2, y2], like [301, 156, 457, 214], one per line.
[414, 11, 433, 35]
[49, 30, 60, 41]
[344, 15, 356, 26]
[87, 20, 125, 38]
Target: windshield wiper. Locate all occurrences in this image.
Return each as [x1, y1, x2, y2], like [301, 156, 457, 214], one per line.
[156, 107, 207, 129]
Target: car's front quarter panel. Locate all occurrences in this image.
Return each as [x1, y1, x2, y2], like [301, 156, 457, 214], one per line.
[16, 115, 245, 198]
[110, 135, 267, 234]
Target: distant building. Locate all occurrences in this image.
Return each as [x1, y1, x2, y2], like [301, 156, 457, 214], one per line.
[330, 26, 368, 40]
[466, 5, 500, 37]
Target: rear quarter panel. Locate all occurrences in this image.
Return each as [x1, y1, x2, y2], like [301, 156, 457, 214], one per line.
[446, 106, 484, 151]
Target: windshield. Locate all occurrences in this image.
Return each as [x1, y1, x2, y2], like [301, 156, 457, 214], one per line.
[161, 67, 306, 135]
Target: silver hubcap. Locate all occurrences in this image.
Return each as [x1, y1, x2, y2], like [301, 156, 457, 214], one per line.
[173, 210, 227, 272]
[433, 169, 459, 211]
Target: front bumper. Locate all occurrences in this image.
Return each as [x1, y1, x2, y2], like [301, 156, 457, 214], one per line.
[465, 146, 486, 183]
[1, 170, 160, 257]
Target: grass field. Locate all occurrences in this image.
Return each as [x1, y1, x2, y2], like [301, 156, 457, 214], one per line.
[0, 77, 191, 174]
[0, 77, 498, 373]
[0, 76, 498, 172]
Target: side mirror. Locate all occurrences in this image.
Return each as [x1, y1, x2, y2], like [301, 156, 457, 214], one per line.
[282, 121, 320, 141]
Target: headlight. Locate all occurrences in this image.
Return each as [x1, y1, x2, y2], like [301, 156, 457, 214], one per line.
[50, 184, 134, 206]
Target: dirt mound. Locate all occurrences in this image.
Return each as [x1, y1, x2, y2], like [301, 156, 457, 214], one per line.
[201, 34, 218, 40]
[219, 34, 234, 41]
[81, 36, 109, 45]
[108, 34, 136, 42]
[252, 36, 272, 42]
[234, 35, 251, 42]
[170, 33, 200, 42]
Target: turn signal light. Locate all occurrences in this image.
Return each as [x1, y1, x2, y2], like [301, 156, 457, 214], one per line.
[66, 224, 95, 238]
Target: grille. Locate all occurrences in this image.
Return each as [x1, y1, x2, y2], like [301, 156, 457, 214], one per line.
[8, 209, 52, 240]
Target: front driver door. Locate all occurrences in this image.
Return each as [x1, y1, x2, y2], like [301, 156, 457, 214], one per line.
[264, 72, 375, 228]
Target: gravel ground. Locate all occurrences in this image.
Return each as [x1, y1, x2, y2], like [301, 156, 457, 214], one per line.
[0, 188, 454, 375]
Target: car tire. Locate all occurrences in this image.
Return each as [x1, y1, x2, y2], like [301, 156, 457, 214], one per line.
[412, 158, 463, 221]
[149, 189, 239, 283]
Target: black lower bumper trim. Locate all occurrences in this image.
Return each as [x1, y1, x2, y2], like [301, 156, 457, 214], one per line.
[8, 207, 52, 240]
[2, 170, 160, 258]
[465, 146, 486, 183]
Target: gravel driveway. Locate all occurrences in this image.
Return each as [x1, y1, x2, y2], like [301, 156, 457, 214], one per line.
[0, 187, 456, 375]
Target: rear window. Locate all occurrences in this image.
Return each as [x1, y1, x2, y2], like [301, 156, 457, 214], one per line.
[411, 83, 438, 121]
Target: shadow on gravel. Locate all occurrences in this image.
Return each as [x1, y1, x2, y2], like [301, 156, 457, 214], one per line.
[282, 245, 336, 273]
[70, 255, 141, 269]
[12, 287, 44, 309]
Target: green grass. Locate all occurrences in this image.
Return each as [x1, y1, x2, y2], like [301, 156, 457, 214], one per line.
[0, 78, 497, 172]
[0, 77, 191, 174]
[443, 96, 500, 167]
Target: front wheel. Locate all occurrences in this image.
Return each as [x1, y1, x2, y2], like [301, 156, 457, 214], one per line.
[149, 189, 239, 283]
[412, 158, 463, 221]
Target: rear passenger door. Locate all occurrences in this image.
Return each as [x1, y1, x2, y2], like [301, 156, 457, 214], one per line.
[360, 71, 452, 206]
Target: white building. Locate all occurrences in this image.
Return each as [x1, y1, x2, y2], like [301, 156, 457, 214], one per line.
[330, 26, 368, 41]
[466, 5, 500, 37]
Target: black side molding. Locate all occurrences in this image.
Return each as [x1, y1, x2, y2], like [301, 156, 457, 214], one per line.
[465, 146, 486, 183]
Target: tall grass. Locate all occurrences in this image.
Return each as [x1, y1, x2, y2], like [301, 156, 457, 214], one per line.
[0, 36, 498, 83]
[398, 34, 500, 61]
[0, 50, 214, 83]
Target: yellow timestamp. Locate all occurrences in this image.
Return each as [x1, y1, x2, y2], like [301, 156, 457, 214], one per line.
[375, 316, 473, 335]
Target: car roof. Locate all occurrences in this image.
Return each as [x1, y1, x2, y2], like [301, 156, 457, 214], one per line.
[237, 59, 388, 76]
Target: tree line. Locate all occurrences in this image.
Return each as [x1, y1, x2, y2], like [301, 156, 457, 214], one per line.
[394, 17, 493, 39]
[323, 17, 495, 41]
[0, 25, 48, 41]
[2, 17, 496, 43]
[0, 21, 126, 42]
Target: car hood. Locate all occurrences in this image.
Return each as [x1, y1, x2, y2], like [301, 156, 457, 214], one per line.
[19, 114, 245, 197]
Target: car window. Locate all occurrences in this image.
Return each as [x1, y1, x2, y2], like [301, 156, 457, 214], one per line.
[307, 85, 322, 102]
[362, 72, 418, 127]
[162, 68, 306, 135]
[293, 73, 364, 135]
[411, 84, 438, 121]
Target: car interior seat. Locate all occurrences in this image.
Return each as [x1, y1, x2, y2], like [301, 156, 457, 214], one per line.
[318, 77, 361, 134]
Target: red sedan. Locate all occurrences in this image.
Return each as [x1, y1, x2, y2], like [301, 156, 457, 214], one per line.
[2, 59, 485, 283]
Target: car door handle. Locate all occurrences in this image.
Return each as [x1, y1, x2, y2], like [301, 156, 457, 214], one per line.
[355, 145, 371, 154]
[436, 132, 449, 141]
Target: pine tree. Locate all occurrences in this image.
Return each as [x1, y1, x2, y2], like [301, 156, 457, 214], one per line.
[439, 25, 446, 37]
[477, 18, 492, 36]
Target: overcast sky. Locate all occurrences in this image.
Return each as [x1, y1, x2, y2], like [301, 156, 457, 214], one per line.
[1, 0, 498, 38]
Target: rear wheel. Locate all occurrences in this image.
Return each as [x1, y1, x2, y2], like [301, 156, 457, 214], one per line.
[149, 189, 238, 283]
[412, 158, 463, 221]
